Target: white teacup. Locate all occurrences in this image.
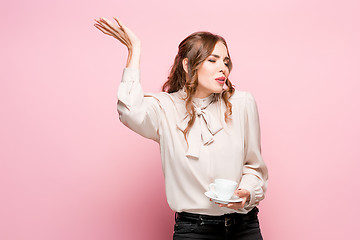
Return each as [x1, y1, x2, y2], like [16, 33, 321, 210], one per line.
[209, 179, 238, 200]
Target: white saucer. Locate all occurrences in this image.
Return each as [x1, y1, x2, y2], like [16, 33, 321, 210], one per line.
[204, 191, 243, 204]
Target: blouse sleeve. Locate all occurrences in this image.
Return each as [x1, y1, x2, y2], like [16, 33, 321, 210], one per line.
[238, 92, 269, 208]
[116, 67, 161, 143]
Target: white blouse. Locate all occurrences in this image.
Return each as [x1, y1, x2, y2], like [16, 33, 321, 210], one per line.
[117, 67, 269, 216]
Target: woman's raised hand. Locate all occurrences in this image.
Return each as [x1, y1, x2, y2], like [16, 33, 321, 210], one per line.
[94, 17, 141, 50]
[94, 17, 141, 68]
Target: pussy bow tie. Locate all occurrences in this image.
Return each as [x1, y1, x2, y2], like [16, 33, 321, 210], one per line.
[176, 105, 223, 159]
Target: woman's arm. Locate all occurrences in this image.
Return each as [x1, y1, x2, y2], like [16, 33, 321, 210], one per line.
[238, 92, 269, 208]
[215, 92, 268, 211]
[94, 18, 161, 142]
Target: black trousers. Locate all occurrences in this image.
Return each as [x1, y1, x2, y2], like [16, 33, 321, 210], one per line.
[173, 207, 263, 240]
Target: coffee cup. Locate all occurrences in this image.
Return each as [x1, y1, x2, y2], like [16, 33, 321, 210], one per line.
[209, 179, 238, 200]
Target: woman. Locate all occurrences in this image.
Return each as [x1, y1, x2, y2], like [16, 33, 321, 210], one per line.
[94, 17, 269, 240]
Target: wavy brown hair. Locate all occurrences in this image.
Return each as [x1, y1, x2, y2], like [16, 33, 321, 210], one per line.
[162, 31, 235, 147]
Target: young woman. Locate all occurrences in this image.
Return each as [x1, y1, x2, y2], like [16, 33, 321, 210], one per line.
[94, 17, 269, 240]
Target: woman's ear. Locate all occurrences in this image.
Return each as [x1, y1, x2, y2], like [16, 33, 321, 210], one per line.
[182, 58, 188, 73]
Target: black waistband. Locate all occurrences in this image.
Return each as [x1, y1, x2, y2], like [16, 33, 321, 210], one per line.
[176, 207, 259, 223]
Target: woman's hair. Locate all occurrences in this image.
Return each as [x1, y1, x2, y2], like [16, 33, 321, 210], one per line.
[162, 31, 235, 147]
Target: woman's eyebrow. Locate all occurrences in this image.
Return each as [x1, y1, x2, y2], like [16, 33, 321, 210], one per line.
[210, 54, 230, 61]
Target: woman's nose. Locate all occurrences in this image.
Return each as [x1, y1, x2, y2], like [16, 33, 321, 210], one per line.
[219, 64, 227, 73]
[219, 62, 227, 71]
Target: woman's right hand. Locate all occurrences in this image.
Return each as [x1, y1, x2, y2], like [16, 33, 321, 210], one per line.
[94, 17, 141, 50]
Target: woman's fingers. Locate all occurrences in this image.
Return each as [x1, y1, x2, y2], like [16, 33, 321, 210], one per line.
[95, 18, 118, 36]
[111, 17, 132, 46]
[94, 21, 128, 46]
[101, 17, 129, 45]
[113, 17, 130, 37]
[94, 23, 113, 35]
[112, 17, 141, 47]
[113, 17, 125, 31]
[94, 17, 140, 50]
[99, 18, 120, 35]
[95, 17, 131, 48]
[97, 18, 118, 36]
[94, 23, 122, 42]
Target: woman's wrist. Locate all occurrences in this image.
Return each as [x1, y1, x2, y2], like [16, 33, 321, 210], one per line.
[126, 46, 141, 68]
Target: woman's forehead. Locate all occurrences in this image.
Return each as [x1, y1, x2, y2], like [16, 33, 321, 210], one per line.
[211, 42, 229, 57]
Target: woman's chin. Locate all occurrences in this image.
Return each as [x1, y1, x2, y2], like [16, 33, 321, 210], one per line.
[213, 86, 224, 93]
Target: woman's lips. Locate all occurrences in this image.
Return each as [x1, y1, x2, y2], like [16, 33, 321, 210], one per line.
[215, 77, 225, 84]
[216, 77, 225, 84]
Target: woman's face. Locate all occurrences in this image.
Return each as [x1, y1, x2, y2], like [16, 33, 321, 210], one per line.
[193, 41, 230, 98]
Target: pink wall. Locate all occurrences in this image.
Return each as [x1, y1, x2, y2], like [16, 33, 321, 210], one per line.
[1, 0, 359, 239]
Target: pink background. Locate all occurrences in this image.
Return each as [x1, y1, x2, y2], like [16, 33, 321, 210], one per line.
[1, 0, 359, 239]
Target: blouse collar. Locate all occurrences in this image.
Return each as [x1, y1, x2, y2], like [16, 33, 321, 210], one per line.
[177, 87, 216, 106]
[175, 87, 223, 159]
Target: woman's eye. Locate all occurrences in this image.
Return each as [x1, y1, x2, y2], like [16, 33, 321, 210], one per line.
[208, 59, 229, 67]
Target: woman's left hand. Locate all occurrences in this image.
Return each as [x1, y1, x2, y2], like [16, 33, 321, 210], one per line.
[211, 189, 250, 210]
